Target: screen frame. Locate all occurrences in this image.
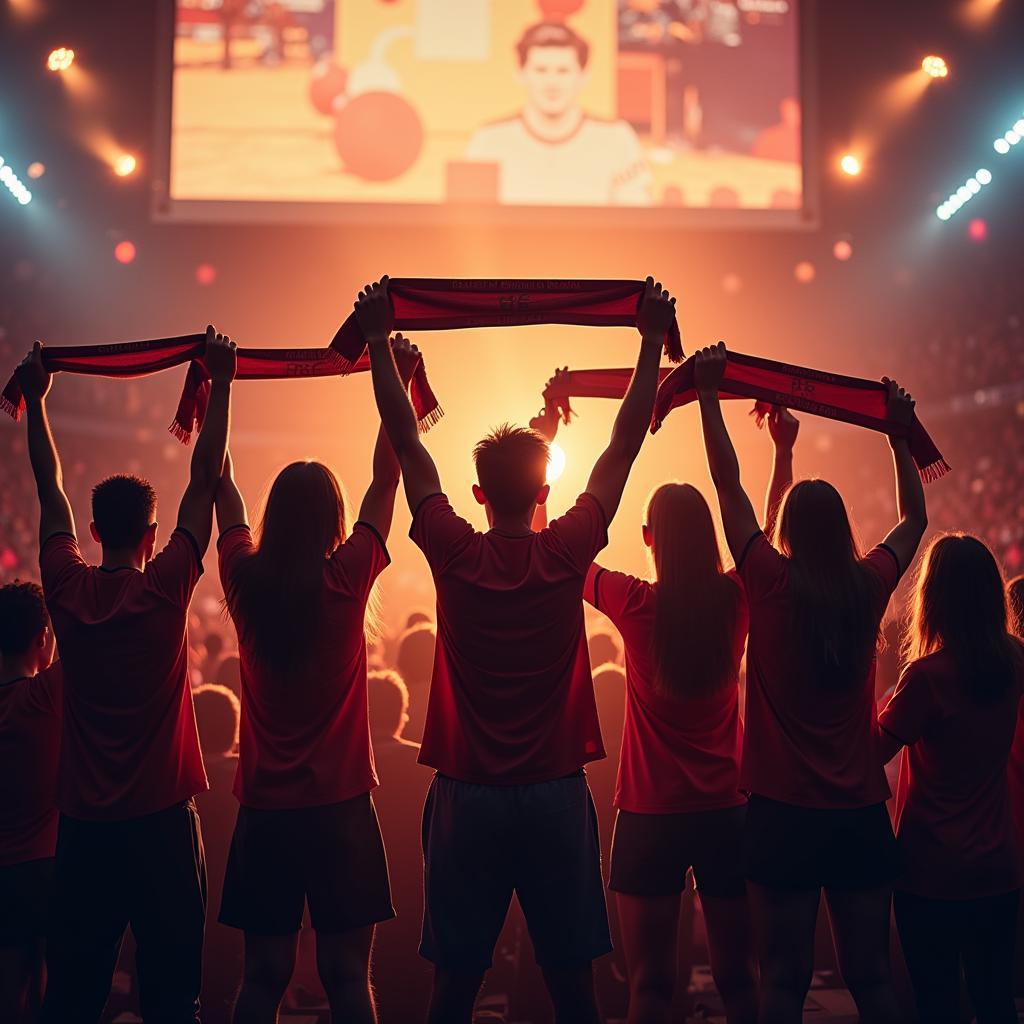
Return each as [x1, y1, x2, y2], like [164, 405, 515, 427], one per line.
[151, 0, 819, 230]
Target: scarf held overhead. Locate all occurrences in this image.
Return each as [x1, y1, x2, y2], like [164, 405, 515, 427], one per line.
[1, 335, 441, 443]
[543, 351, 949, 482]
[330, 278, 685, 366]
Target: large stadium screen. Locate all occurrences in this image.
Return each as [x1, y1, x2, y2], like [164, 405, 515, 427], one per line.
[160, 0, 810, 225]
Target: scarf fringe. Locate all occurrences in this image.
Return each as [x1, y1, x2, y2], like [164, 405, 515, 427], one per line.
[325, 347, 359, 376]
[168, 420, 194, 446]
[920, 458, 951, 483]
[417, 404, 444, 434]
[0, 394, 21, 421]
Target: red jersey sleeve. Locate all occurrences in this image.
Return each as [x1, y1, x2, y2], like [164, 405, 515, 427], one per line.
[328, 522, 391, 602]
[410, 494, 476, 575]
[737, 532, 787, 603]
[545, 493, 609, 575]
[145, 528, 204, 610]
[26, 662, 63, 716]
[217, 524, 256, 597]
[584, 563, 639, 628]
[39, 532, 87, 603]
[878, 661, 939, 746]
[862, 545, 902, 604]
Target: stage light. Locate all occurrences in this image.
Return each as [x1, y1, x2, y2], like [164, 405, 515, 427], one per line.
[546, 442, 566, 484]
[26, 162, 45, 179]
[839, 153, 862, 176]
[994, 138, 1011, 154]
[46, 47, 75, 72]
[195, 263, 217, 286]
[936, 165, 995, 221]
[113, 241, 136, 264]
[976, 167, 992, 184]
[968, 218, 988, 241]
[966, 177, 981, 193]
[921, 55, 949, 78]
[937, 206, 952, 221]
[1016, 119, 1024, 134]
[113, 153, 137, 178]
[0, 157, 33, 206]
[794, 261, 816, 284]
[833, 240, 853, 262]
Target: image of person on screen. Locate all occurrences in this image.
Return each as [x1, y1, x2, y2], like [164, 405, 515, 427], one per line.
[464, 22, 652, 207]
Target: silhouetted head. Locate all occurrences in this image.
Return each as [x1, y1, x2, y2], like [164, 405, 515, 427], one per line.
[775, 478, 859, 569]
[472, 424, 550, 524]
[909, 534, 1021, 702]
[396, 622, 436, 689]
[0, 581, 55, 673]
[368, 669, 410, 740]
[90, 474, 157, 560]
[260, 460, 346, 565]
[588, 632, 622, 669]
[642, 483, 741, 698]
[1007, 575, 1024, 639]
[405, 610, 432, 631]
[204, 631, 224, 662]
[193, 683, 240, 757]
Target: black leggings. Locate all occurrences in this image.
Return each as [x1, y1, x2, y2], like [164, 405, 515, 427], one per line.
[894, 888, 1019, 1024]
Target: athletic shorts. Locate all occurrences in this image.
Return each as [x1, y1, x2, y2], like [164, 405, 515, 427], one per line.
[610, 804, 747, 898]
[0, 857, 54, 944]
[742, 795, 902, 891]
[420, 771, 612, 972]
[219, 793, 394, 935]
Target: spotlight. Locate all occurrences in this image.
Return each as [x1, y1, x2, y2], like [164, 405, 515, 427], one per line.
[546, 442, 567, 484]
[113, 153, 137, 178]
[794, 261, 816, 284]
[921, 55, 949, 78]
[833, 239, 854, 262]
[46, 47, 74, 72]
[0, 157, 33, 206]
[968, 218, 988, 242]
[994, 138, 1011, 154]
[113, 240, 136, 264]
[976, 167, 992, 184]
[1004, 130, 1021, 146]
[1016, 119, 1024, 135]
[195, 263, 217, 286]
[26, 162, 45, 179]
[839, 153, 862, 176]
[935, 165, 994, 221]
[992, 114, 1024, 155]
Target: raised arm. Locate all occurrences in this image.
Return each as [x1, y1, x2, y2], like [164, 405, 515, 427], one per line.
[879, 378, 928, 574]
[214, 449, 248, 536]
[177, 326, 237, 557]
[16, 342, 75, 545]
[585, 277, 675, 523]
[763, 407, 799, 539]
[527, 392, 562, 532]
[696, 342, 760, 562]
[356, 278, 442, 515]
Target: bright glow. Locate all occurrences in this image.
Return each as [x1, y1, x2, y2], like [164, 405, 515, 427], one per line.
[839, 153, 862, 176]
[1015, 119, 1024, 134]
[968, 218, 988, 241]
[957, 185, 972, 201]
[921, 55, 949, 79]
[994, 138, 1011, 154]
[113, 153, 137, 178]
[937, 206, 951, 221]
[546, 442, 566, 484]
[966, 177, 981, 194]
[26, 162, 45, 179]
[794, 261, 816, 284]
[977, 168, 992, 184]
[0, 156, 33, 207]
[46, 47, 75, 72]
[1005, 130, 1021, 146]
[113, 241, 136, 264]
[195, 263, 217, 286]
[833, 239, 853, 261]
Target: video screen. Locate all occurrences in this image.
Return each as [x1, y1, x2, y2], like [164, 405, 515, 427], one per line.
[166, 0, 804, 220]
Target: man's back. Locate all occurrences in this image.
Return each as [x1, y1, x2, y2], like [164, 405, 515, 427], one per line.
[411, 493, 608, 784]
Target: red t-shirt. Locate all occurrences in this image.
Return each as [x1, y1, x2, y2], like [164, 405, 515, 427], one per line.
[1008, 701, 1024, 853]
[0, 663, 63, 865]
[411, 493, 607, 784]
[879, 644, 1024, 899]
[40, 530, 207, 820]
[739, 533, 897, 809]
[585, 565, 748, 814]
[219, 522, 389, 809]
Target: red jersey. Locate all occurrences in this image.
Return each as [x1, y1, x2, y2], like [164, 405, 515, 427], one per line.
[411, 493, 607, 784]
[219, 523, 388, 809]
[879, 644, 1024, 899]
[585, 565, 748, 814]
[1008, 700, 1024, 853]
[40, 531, 207, 820]
[0, 663, 63, 865]
[739, 533, 897, 809]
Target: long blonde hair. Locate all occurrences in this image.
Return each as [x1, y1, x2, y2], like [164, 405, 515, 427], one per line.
[647, 483, 742, 698]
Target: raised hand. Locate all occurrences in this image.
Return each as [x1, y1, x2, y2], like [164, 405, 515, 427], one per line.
[694, 341, 728, 394]
[391, 332, 420, 386]
[354, 276, 394, 343]
[529, 405, 560, 442]
[16, 341, 52, 403]
[637, 276, 677, 339]
[767, 407, 800, 451]
[204, 325, 237, 384]
[883, 377, 915, 428]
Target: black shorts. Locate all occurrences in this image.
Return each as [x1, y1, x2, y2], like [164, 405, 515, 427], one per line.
[420, 771, 612, 972]
[742, 795, 902, 891]
[0, 857, 54, 945]
[610, 804, 747, 898]
[220, 793, 394, 935]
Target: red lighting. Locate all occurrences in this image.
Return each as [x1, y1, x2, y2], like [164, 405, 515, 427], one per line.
[794, 261, 816, 284]
[833, 240, 853, 262]
[195, 263, 217, 286]
[968, 218, 988, 242]
[114, 240, 136, 264]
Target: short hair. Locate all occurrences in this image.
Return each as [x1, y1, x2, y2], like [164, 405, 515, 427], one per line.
[1007, 575, 1024, 638]
[516, 21, 590, 68]
[473, 423, 549, 517]
[91, 474, 157, 549]
[368, 669, 409, 739]
[193, 684, 240, 756]
[396, 622, 436, 689]
[0, 581, 49, 657]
